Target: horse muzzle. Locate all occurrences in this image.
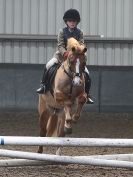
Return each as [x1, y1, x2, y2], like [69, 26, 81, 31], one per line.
[73, 75, 82, 86]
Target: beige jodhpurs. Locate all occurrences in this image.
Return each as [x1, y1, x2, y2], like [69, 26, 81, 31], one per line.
[46, 51, 62, 69]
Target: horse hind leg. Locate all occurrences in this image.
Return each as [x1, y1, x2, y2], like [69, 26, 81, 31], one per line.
[46, 112, 65, 155]
[55, 113, 65, 155]
[46, 114, 62, 155]
[47, 115, 61, 155]
[38, 111, 49, 153]
[46, 114, 58, 137]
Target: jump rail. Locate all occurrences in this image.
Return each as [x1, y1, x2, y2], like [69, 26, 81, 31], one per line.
[0, 159, 54, 167]
[1, 136, 133, 147]
[1, 153, 133, 167]
[1, 149, 133, 168]
[1, 136, 133, 168]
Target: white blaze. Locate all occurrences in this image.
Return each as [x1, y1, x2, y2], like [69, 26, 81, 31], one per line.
[73, 58, 80, 85]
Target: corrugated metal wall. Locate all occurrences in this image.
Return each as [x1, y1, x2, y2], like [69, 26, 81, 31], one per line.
[0, 41, 57, 64]
[87, 42, 133, 66]
[0, 41, 133, 66]
[0, 0, 132, 37]
[0, 0, 133, 65]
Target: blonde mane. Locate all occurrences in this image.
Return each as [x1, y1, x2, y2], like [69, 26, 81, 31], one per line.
[67, 37, 86, 53]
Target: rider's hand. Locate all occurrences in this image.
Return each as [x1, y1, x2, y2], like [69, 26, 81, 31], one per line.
[63, 51, 69, 60]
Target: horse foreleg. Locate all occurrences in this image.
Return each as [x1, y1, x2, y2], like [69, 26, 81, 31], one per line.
[64, 104, 73, 134]
[72, 94, 86, 123]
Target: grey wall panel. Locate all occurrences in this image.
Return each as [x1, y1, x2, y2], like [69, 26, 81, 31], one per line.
[0, 41, 133, 66]
[22, 0, 31, 34]
[5, 0, 13, 33]
[30, 0, 39, 34]
[89, 0, 99, 35]
[0, 0, 133, 37]
[100, 69, 133, 112]
[21, 42, 29, 63]
[39, 0, 47, 34]
[0, 42, 3, 62]
[0, 64, 133, 112]
[14, 0, 22, 34]
[0, 68, 15, 109]
[0, 64, 43, 110]
[15, 68, 39, 109]
[38, 42, 46, 64]
[0, 0, 133, 65]
[107, 0, 113, 37]
[4, 42, 13, 63]
[47, 0, 56, 34]
[0, 41, 57, 64]
[0, 0, 5, 33]
[86, 43, 133, 66]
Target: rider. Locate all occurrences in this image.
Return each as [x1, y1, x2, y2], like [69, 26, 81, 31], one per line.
[36, 9, 94, 104]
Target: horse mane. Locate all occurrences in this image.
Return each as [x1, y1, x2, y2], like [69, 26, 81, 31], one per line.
[67, 37, 86, 54]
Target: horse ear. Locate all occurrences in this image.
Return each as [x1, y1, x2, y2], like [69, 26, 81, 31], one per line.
[72, 47, 76, 52]
[83, 47, 87, 53]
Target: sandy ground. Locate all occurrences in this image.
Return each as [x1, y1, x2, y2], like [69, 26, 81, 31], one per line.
[0, 111, 133, 176]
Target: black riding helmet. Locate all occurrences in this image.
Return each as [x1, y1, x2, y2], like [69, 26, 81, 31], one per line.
[63, 9, 81, 23]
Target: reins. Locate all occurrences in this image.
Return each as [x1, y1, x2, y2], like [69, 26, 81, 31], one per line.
[61, 63, 74, 96]
[61, 63, 73, 80]
[61, 57, 81, 80]
[61, 56, 83, 96]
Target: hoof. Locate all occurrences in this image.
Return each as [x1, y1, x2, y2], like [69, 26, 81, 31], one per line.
[56, 147, 61, 155]
[37, 150, 43, 153]
[72, 118, 77, 124]
[64, 126, 72, 134]
[37, 146, 43, 153]
[72, 114, 80, 123]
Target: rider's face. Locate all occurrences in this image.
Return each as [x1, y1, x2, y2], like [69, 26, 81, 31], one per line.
[66, 20, 77, 29]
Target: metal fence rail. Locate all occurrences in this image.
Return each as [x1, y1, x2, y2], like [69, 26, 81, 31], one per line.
[0, 34, 133, 44]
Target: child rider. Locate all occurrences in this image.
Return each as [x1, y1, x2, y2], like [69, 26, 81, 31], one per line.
[36, 9, 94, 104]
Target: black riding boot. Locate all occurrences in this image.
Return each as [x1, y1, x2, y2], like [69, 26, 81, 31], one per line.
[36, 66, 47, 94]
[85, 72, 94, 104]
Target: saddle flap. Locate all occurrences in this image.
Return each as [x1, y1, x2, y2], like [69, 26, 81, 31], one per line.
[46, 63, 60, 93]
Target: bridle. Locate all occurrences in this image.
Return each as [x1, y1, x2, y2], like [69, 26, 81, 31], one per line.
[62, 57, 81, 80]
[61, 55, 85, 95]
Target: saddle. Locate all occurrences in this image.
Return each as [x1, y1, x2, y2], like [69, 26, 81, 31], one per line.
[45, 63, 60, 94]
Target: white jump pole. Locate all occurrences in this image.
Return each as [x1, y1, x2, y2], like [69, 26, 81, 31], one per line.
[0, 159, 52, 167]
[1, 154, 133, 167]
[91, 153, 133, 162]
[1, 136, 133, 147]
[1, 149, 133, 168]
[0, 159, 62, 167]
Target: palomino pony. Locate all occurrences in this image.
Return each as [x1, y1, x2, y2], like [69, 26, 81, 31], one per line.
[38, 37, 87, 153]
